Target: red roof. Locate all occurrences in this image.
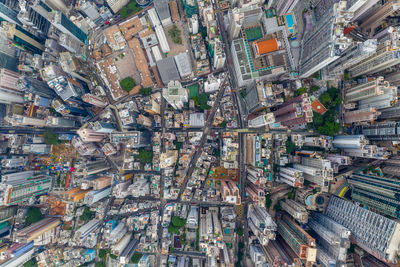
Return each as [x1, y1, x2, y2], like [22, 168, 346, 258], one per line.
[254, 39, 279, 56]
[311, 99, 327, 115]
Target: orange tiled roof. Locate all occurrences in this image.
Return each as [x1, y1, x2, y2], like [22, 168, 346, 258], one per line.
[255, 38, 278, 56]
[311, 99, 327, 115]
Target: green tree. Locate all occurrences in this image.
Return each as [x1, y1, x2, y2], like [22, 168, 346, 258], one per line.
[310, 85, 320, 93]
[198, 93, 211, 110]
[119, 7, 128, 18]
[172, 216, 186, 227]
[237, 227, 244, 236]
[219, 121, 227, 128]
[26, 207, 43, 226]
[285, 139, 295, 155]
[44, 129, 59, 145]
[168, 25, 182, 44]
[320, 92, 332, 106]
[131, 253, 143, 264]
[139, 87, 152, 96]
[312, 112, 324, 127]
[265, 194, 272, 208]
[119, 77, 136, 92]
[168, 224, 180, 234]
[24, 259, 38, 267]
[79, 207, 94, 222]
[294, 87, 307, 97]
[138, 149, 152, 164]
[288, 191, 295, 199]
[127, 1, 138, 10]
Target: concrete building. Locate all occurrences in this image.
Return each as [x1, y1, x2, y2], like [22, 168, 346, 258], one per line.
[345, 77, 394, 103]
[332, 135, 368, 149]
[228, 6, 263, 39]
[1, 21, 45, 55]
[163, 81, 188, 110]
[348, 172, 400, 218]
[326, 39, 377, 78]
[220, 180, 241, 205]
[273, 94, 313, 127]
[84, 187, 111, 205]
[360, 122, 400, 141]
[92, 121, 115, 133]
[309, 213, 350, 265]
[278, 167, 304, 188]
[250, 244, 267, 266]
[247, 204, 277, 245]
[348, 32, 400, 77]
[280, 199, 308, 224]
[344, 107, 381, 123]
[74, 219, 100, 241]
[48, 11, 87, 44]
[77, 128, 106, 142]
[0, 68, 24, 103]
[277, 214, 317, 267]
[325, 196, 400, 264]
[13, 217, 60, 245]
[187, 206, 199, 229]
[82, 93, 108, 107]
[111, 131, 150, 148]
[154, 0, 172, 27]
[299, 1, 353, 78]
[5, 115, 46, 127]
[0, 171, 53, 205]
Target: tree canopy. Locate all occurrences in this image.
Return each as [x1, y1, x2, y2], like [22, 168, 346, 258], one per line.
[168, 25, 182, 44]
[44, 129, 59, 145]
[26, 207, 43, 226]
[119, 77, 136, 92]
[285, 139, 295, 155]
[119, 1, 142, 19]
[138, 149, 152, 164]
[139, 87, 152, 96]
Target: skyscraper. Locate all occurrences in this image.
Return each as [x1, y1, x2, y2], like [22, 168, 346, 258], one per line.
[247, 204, 277, 245]
[273, 94, 313, 127]
[348, 172, 400, 218]
[48, 11, 87, 44]
[77, 128, 106, 142]
[343, 107, 381, 123]
[16, 76, 57, 98]
[13, 217, 61, 244]
[0, 171, 53, 205]
[299, 1, 353, 78]
[278, 167, 304, 187]
[277, 214, 317, 267]
[17, 0, 51, 36]
[325, 196, 400, 264]
[326, 39, 377, 78]
[1, 22, 45, 55]
[309, 213, 350, 266]
[163, 81, 188, 110]
[348, 33, 400, 77]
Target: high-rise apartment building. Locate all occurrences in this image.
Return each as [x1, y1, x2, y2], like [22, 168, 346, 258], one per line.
[280, 199, 308, 224]
[348, 33, 400, 77]
[0, 171, 53, 205]
[299, 1, 353, 78]
[293, 157, 333, 192]
[360, 122, 400, 141]
[348, 172, 400, 218]
[5, 114, 46, 127]
[163, 81, 188, 110]
[77, 128, 106, 142]
[326, 39, 377, 78]
[309, 213, 350, 265]
[1, 22, 45, 55]
[82, 93, 108, 108]
[345, 76, 392, 102]
[359, 0, 400, 36]
[278, 167, 304, 188]
[247, 204, 277, 245]
[13, 217, 61, 244]
[16, 76, 57, 98]
[325, 196, 400, 264]
[344, 107, 381, 123]
[110, 131, 151, 148]
[277, 214, 317, 266]
[48, 11, 87, 44]
[273, 94, 313, 127]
